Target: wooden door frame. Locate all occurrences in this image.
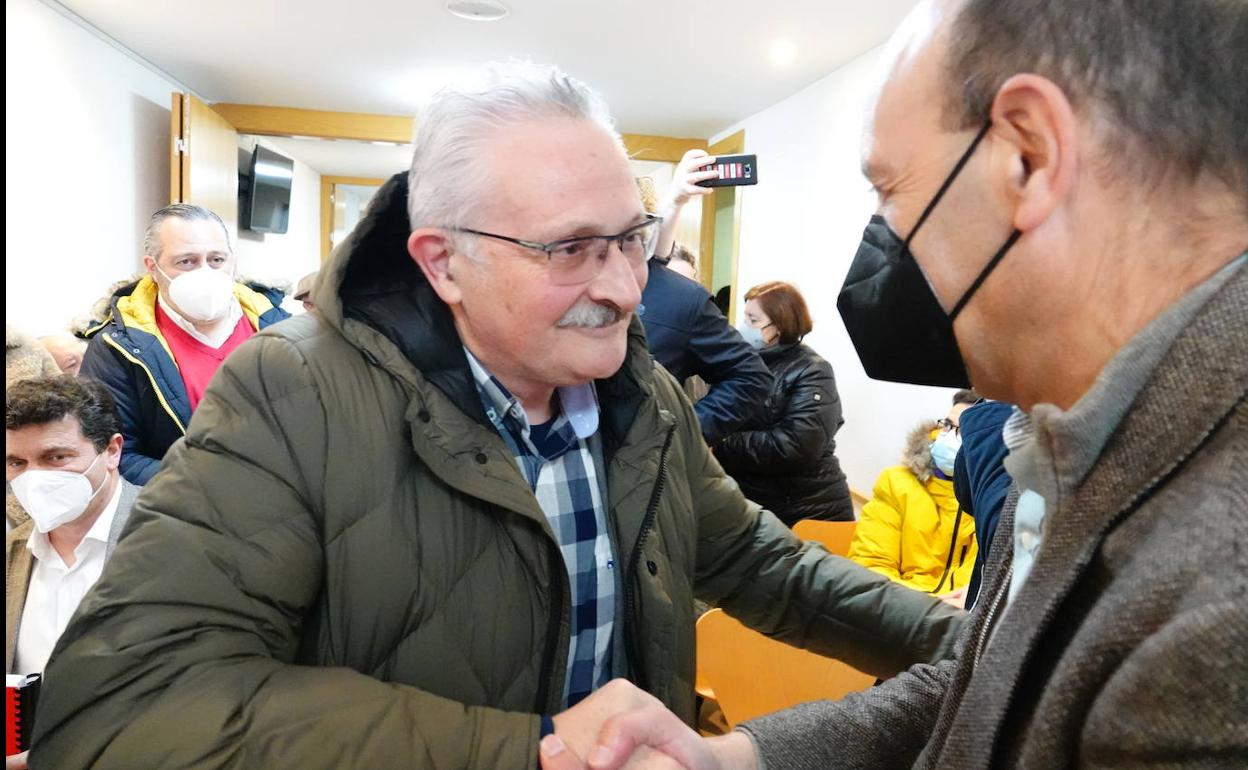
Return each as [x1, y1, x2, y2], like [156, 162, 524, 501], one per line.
[320, 176, 386, 262]
[706, 130, 746, 319]
[208, 103, 728, 271]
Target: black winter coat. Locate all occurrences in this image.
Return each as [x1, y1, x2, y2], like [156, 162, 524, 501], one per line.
[716, 342, 854, 525]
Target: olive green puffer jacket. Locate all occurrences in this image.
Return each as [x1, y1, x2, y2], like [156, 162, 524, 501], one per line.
[30, 173, 965, 769]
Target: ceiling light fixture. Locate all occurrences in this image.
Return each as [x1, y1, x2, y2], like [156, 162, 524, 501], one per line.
[446, 0, 509, 21]
[769, 40, 797, 68]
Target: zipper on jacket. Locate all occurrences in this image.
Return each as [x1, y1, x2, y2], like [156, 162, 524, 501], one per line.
[623, 425, 676, 693]
[101, 333, 187, 434]
[534, 542, 568, 713]
[932, 507, 965, 595]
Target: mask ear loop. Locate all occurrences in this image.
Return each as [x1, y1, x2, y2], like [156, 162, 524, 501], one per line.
[81, 451, 109, 504]
[900, 121, 994, 254]
[949, 229, 1022, 321]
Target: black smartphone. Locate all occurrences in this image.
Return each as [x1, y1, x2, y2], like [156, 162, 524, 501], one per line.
[695, 154, 759, 188]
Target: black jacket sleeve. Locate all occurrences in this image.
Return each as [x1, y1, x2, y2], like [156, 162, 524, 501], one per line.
[716, 358, 841, 474]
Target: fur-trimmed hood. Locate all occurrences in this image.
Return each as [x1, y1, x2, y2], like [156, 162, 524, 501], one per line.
[903, 419, 939, 483]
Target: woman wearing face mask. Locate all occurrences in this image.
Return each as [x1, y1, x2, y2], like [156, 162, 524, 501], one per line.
[848, 391, 980, 605]
[715, 281, 854, 525]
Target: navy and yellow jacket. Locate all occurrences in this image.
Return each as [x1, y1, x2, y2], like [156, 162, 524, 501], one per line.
[80, 276, 289, 486]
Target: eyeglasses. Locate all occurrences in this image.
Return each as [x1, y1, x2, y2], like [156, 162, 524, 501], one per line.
[446, 215, 664, 286]
[936, 418, 961, 435]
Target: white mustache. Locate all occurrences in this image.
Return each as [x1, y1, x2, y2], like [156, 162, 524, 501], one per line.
[556, 301, 626, 329]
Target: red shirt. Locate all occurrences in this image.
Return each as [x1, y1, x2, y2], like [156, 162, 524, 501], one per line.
[155, 304, 255, 411]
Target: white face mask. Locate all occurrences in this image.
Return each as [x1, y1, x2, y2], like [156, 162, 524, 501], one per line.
[156, 264, 236, 323]
[10, 452, 107, 533]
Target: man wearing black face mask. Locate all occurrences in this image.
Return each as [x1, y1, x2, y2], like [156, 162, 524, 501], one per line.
[536, 0, 1248, 767]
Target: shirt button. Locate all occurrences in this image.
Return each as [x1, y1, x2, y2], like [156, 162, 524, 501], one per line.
[646, 560, 659, 576]
[474, 452, 488, 465]
[1020, 531, 1038, 553]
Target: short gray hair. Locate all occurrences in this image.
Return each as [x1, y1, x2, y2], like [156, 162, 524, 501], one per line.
[143, 204, 231, 260]
[407, 61, 623, 232]
[944, 0, 1248, 200]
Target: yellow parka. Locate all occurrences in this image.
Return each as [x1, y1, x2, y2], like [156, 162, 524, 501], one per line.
[848, 421, 978, 594]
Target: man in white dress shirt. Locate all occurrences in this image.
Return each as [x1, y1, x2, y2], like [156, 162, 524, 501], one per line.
[6, 375, 140, 676]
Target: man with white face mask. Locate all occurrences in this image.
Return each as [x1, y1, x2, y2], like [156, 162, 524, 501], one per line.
[79, 204, 289, 486]
[5, 375, 140, 678]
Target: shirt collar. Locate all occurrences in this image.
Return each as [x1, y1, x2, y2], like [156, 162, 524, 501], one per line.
[462, 347, 600, 440]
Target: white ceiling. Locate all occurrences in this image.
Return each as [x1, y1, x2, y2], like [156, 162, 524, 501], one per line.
[56, 0, 917, 138]
[260, 136, 414, 178]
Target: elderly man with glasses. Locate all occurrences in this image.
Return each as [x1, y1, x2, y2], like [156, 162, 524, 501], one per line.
[29, 62, 965, 769]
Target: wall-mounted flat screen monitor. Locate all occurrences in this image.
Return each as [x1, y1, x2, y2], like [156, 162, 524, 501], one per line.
[241, 145, 293, 234]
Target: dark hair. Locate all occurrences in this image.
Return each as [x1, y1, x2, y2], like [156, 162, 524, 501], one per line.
[952, 388, 981, 406]
[714, 286, 731, 316]
[945, 0, 1248, 199]
[744, 281, 813, 345]
[6, 375, 120, 452]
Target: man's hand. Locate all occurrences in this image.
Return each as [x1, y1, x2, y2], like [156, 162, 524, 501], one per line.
[548, 680, 669, 765]
[663, 150, 720, 211]
[653, 150, 719, 259]
[937, 587, 968, 609]
[6, 750, 29, 770]
[539, 686, 758, 770]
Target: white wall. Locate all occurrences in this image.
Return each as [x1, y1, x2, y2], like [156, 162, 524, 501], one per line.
[5, 0, 180, 336]
[235, 136, 322, 315]
[712, 47, 960, 495]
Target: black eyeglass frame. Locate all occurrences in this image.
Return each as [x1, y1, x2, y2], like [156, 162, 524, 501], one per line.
[445, 214, 664, 267]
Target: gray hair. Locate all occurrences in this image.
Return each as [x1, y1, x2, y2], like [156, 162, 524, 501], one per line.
[407, 61, 623, 233]
[944, 0, 1248, 201]
[143, 203, 231, 260]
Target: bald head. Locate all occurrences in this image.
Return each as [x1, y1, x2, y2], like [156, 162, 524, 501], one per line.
[39, 334, 88, 376]
[856, 0, 1248, 410]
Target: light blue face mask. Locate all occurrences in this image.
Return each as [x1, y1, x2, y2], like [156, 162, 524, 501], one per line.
[736, 322, 771, 350]
[930, 429, 962, 475]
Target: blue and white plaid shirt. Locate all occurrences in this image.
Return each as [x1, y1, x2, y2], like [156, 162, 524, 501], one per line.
[464, 349, 615, 708]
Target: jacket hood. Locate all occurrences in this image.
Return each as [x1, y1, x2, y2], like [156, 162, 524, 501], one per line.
[85, 275, 285, 340]
[313, 171, 658, 448]
[903, 419, 939, 483]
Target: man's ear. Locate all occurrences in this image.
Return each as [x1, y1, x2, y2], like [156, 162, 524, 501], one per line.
[989, 73, 1080, 233]
[142, 255, 157, 277]
[408, 228, 465, 306]
[105, 433, 123, 472]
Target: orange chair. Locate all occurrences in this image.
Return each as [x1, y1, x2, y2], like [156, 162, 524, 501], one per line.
[792, 519, 858, 557]
[694, 608, 876, 726]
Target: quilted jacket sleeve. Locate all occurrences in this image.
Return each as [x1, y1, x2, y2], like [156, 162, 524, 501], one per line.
[716, 357, 840, 474]
[663, 371, 967, 680]
[30, 335, 542, 770]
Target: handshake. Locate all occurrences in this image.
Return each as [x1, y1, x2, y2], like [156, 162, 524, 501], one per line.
[538, 680, 757, 770]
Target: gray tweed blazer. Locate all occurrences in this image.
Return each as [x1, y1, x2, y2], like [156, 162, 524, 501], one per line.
[744, 264, 1248, 768]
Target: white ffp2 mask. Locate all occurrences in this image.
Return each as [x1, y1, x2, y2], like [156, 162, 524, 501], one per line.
[156, 264, 237, 323]
[10, 452, 107, 533]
